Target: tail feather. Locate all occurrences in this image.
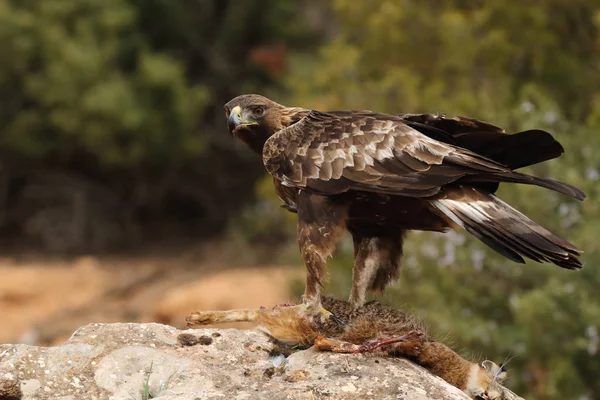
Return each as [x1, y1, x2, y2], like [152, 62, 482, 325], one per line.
[431, 187, 583, 270]
[461, 171, 586, 201]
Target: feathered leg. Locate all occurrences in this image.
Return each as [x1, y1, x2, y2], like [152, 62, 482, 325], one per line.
[296, 192, 347, 323]
[348, 233, 405, 308]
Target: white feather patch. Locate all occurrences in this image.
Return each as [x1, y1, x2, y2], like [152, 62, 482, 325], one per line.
[432, 199, 495, 224]
[351, 238, 382, 305]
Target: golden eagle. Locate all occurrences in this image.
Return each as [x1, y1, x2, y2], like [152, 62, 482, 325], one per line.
[224, 94, 585, 321]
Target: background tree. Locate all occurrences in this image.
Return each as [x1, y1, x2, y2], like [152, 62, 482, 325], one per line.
[0, 0, 321, 251]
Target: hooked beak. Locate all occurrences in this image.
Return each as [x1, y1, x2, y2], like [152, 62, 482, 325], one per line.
[228, 105, 258, 134]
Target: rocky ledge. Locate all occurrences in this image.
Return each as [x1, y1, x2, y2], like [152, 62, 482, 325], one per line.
[0, 323, 470, 400]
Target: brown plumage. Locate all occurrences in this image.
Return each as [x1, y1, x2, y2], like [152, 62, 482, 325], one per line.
[187, 296, 524, 400]
[224, 94, 585, 317]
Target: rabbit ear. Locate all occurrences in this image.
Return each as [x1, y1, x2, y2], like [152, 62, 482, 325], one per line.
[481, 360, 494, 371]
[481, 360, 508, 383]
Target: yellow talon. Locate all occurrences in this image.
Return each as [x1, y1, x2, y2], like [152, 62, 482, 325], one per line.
[319, 306, 332, 317]
[308, 305, 344, 325]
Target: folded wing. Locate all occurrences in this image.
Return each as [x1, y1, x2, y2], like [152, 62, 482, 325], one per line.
[263, 111, 584, 200]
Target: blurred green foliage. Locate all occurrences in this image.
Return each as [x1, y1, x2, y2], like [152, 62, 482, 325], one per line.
[0, 0, 321, 251]
[0, 0, 207, 164]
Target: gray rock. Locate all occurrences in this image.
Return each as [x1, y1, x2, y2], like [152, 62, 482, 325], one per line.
[0, 323, 469, 400]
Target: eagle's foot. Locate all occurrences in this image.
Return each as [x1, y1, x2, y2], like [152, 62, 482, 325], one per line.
[280, 303, 343, 327]
[305, 304, 344, 327]
[313, 305, 344, 326]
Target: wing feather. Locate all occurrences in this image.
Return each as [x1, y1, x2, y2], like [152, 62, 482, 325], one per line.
[263, 110, 584, 200]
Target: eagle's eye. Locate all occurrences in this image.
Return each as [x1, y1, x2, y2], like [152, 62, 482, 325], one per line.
[252, 106, 265, 118]
[224, 106, 231, 118]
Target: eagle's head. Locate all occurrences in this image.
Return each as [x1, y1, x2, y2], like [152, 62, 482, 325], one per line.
[224, 94, 308, 154]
